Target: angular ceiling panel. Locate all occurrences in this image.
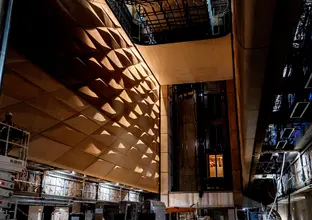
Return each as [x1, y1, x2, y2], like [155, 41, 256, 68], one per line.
[6, 61, 64, 92]
[0, 102, 59, 133]
[2, 71, 44, 101]
[6, 0, 160, 192]
[81, 107, 109, 126]
[64, 114, 100, 135]
[28, 135, 71, 163]
[42, 124, 87, 147]
[75, 136, 108, 156]
[51, 89, 90, 112]
[99, 148, 126, 165]
[54, 148, 96, 171]
[27, 93, 77, 121]
[83, 159, 115, 177]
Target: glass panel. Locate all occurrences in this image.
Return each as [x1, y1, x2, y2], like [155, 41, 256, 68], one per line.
[209, 155, 216, 177]
[216, 154, 224, 177]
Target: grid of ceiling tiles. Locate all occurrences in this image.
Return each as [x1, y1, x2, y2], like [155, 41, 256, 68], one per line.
[0, 0, 160, 192]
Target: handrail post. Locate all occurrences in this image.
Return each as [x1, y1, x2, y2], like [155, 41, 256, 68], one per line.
[5, 126, 10, 156]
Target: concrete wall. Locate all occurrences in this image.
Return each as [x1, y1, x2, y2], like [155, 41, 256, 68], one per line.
[160, 85, 170, 206]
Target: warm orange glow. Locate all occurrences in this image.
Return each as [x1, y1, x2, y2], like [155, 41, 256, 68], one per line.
[117, 143, 125, 149]
[112, 122, 121, 127]
[84, 143, 102, 156]
[101, 103, 117, 114]
[146, 171, 152, 177]
[101, 130, 110, 135]
[107, 51, 123, 68]
[13, 0, 161, 193]
[155, 155, 160, 161]
[148, 129, 154, 136]
[79, 86, 99, 98]
[100, 57, 114, 71]
[119, 116, 130, 127]
[134, 166, 143, 173]
[85, 29, 110, 49]
[129, 111, 137, 119]
[120, 90, 132, 103]
[108, 150, 117, 155]
[93, 112, 107, 122]
[109, 79, 123, 90]
[146, 148, 153, 154]
[135, 85, 145, 94]
[122, 69, 135, 81]
[128, 66, 141, 80]
[134, 105, 143, 115]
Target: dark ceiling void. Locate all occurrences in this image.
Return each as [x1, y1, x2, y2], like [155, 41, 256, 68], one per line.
[248, 0, 312, 204]
[107, 0, 231, 45]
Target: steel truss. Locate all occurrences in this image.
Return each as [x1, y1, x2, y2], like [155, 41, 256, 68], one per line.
[107, 0, 231, 44]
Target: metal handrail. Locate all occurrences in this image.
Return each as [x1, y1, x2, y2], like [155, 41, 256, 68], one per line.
[107, 0, 231, 44]
[0, 121, 30, 161]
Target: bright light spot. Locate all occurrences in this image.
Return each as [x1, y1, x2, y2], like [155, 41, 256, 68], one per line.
[119, 116, 130, 127]
[102, 103, 116, 114]
[112, 122, 121, 127]
[72, 171, 76, 175]
[146, 96, 153, 104]
[142, 154, 148, 159]
[141, 81, 150, 90]
[115, 97, 124, 103]
[151, 160, 156, 164]
[79, 86, 98, 98]
[154, 172, 159, 178]
[123, 69, 135, 81]
[117, 143, 125, 149]
[120, 91, 132, 103]
[148, 129, 154, 136]
[101, 130, 110, 135]
[137, 140, 144, 145]
[85, 143, 102, 156]
[129, 111, 137, 119]
[93, 112, 106, 122]
[153, 105, 159, 113]
[155, 155, 160, 161]
[151, 112, 156, 119]
[146, 171, 152, 177]
[109, 79, 123, 90]
[135, 85, 145, 94]
[114, 166, 121, 170]
[146, 148, 153, 154]
[134, 166, 143, 173]
[134, 105, 143, 115]
[101, 57, 114, 71]
[108, 150, 117, 155]
[140, 132, 147, 137]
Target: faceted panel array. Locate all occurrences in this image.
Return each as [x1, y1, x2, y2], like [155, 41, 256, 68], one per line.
[1, 0, 160, 192]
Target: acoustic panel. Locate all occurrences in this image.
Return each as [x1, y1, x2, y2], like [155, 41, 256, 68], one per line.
[1, 0, 160, 192]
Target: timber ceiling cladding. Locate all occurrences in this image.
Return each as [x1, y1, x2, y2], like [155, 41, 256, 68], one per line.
[1, 0, 160, 192]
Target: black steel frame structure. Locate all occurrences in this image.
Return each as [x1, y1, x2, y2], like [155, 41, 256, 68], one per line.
[169, 82, 232, 193]
[107, 0, 231, 44]
[248, 0, 312, 204]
